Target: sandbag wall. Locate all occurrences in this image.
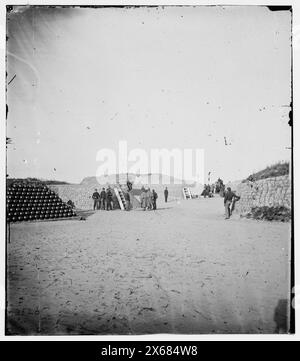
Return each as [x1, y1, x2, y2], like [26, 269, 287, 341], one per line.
[234, 175, 291, 218]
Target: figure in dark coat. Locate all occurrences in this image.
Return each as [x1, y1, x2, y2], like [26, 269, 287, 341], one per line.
[152, 190, 158, 210]
[164, 187, 169, 203]
[124, 191, 131, 211]
[106, 188, 113, 211]
[92, 189, 100, 210]
[224, 187, 240, 219]
[100, 188, 106, 210]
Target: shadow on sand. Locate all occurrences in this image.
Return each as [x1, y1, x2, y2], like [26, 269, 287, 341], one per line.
[273, 299, 289, 333]
[74, 209, 96, 220]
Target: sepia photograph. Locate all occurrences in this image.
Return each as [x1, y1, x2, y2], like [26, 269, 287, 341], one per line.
[5, 4, 293, 336]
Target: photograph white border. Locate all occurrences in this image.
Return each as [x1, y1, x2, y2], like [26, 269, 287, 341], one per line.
[0, 0, 298, 341]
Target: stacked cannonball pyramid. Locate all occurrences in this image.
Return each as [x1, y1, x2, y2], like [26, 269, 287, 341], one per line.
[6, 183, 76, 223]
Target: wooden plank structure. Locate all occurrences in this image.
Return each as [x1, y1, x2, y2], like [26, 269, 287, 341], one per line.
[182, 187, 192, 200]
[114, 187, 126, 210]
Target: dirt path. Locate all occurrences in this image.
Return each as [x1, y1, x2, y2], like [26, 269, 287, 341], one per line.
[6, 197, 291, 334]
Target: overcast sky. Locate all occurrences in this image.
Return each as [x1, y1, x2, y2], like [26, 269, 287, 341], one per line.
[6, 6, 291, 184]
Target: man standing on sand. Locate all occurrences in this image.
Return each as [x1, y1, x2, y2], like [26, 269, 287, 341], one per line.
[152, 189, 158, 210]
[141, 187, 146, 210]
[124, 191, 131, 211]
[145, 187, 152, 210]
[106, 187, 113, 211]
[164, 187, 169, 203]
[92, 189, 100, 210]
[100, 187, 106, 210]
[224, 187, 240, 219]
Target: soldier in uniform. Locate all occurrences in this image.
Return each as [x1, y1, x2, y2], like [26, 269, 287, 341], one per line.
[100, 188, 106, 210]
[106, 187, 113, 211]
[164, 187, 169, 203]
[224, 187, 240, 219]
[92, 189, 100, 210]
[124, 191, 131, 211]
[152, 189, 158, 210]
[140, 186, 147, 211]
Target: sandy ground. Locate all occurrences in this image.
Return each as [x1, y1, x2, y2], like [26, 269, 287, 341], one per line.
[6, 197, 291, 335]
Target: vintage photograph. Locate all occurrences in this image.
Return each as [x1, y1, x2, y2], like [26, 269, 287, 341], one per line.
[5, 5, 293, 335]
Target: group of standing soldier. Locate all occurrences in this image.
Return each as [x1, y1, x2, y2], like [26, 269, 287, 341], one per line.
[92, 187, 113, 211]
[140, 187, 158, 211]
[92, 185, 168, 211]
